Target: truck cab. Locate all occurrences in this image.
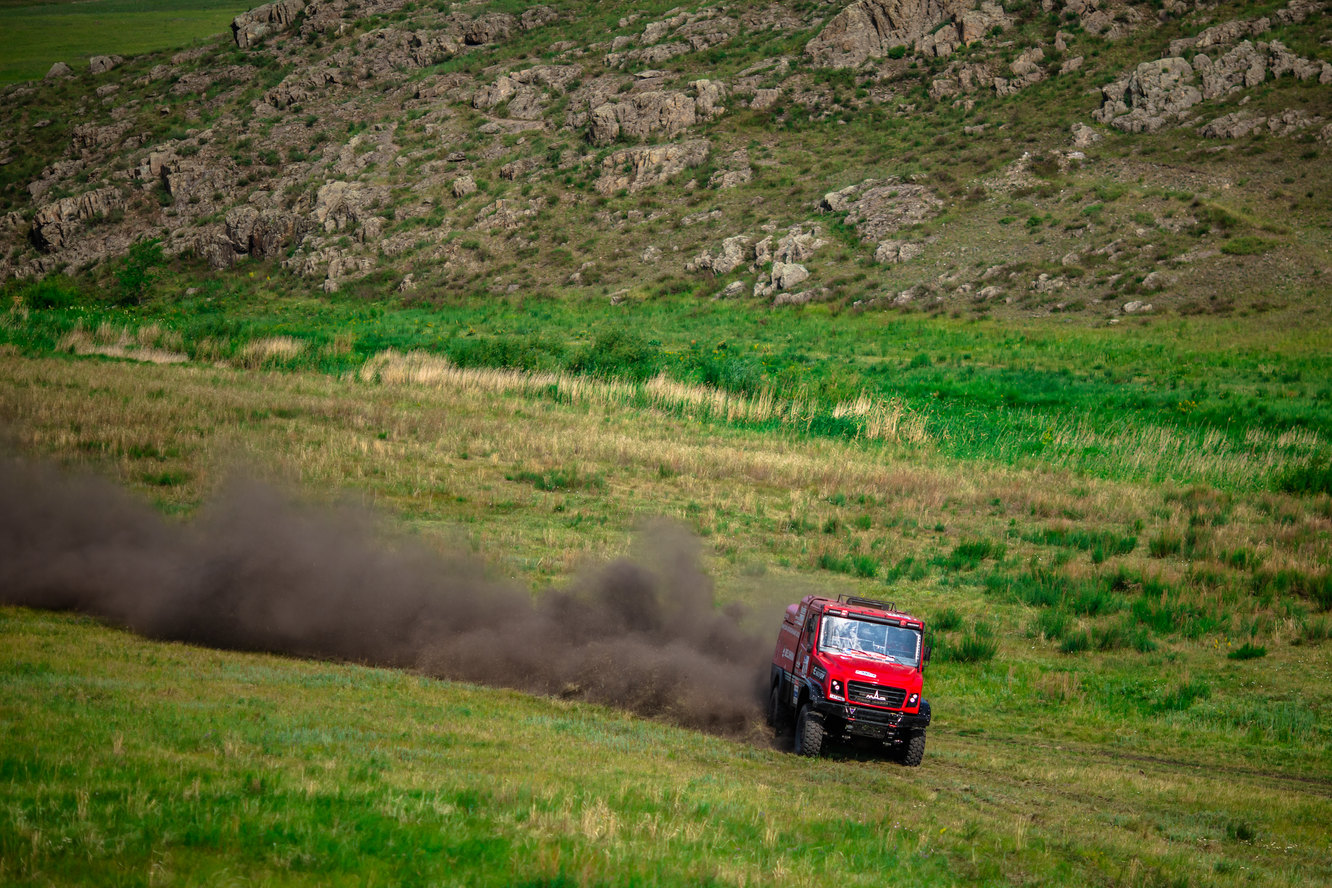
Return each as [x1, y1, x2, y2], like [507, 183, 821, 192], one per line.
[768, 594, 931, 764]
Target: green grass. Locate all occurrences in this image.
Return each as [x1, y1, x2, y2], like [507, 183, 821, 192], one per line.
[4, 605, 1331, 887]
[0, 318, 1330, 885]
[0, 0, 249, 83]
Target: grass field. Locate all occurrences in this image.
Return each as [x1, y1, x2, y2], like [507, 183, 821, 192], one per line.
[1, 287, 1330, 883]
[0, 0, 246, 83]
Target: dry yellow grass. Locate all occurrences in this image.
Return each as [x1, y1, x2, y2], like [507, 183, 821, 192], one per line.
[357, 349, 931, 445]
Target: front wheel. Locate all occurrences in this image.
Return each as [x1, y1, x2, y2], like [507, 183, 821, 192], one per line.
[900, 732, 926, 767]
[794, 705, 825, 757]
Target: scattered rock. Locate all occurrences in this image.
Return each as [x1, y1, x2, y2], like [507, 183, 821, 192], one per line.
[1141, 271, 1167, 291]
[1122, 300, 1153, 314]
[88, 55, 124, 75]
[753, 224, 826, 298]
[1070, 122, 1103, 148]
[45, 62, 72, 80]
[874, 240, 925, 263]
[452, 175, 477, 198]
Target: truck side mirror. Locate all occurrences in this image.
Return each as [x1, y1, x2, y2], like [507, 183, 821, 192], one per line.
[923, 644, 932, 667]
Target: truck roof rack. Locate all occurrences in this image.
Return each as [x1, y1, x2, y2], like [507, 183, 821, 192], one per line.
[838, 594, 895, 612]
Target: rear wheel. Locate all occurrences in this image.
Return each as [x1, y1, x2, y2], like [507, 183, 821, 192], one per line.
[900, 732, 926, 767]
[767, 683, 791, 734]
[794, 705, 825, 757]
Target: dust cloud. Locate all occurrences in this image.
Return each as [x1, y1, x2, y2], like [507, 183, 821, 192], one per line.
[0, 456, 771, 738]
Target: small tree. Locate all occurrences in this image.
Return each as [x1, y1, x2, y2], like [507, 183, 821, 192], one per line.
[114, 238, 164, 305]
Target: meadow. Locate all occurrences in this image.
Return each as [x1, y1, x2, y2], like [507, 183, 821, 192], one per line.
[0, 0, 249, 84]
[1, 278, 1330, 884]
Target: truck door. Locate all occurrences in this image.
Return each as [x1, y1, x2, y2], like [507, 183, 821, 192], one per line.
[795, 608, 819, 680]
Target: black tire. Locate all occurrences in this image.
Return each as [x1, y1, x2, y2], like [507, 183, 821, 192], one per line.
[794, 705, 825, 757]
[767, 683, 791, 734]
[900, 731, 926, 767]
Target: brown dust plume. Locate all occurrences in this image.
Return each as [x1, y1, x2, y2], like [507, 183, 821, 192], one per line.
[0, 457, 771, 738]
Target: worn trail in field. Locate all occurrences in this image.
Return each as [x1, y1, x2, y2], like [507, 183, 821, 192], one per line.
[0, 456, 770, 738]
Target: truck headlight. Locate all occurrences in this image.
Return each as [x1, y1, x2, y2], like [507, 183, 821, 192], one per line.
[830, 680, 844, 701]
[908, 693, 919, 708]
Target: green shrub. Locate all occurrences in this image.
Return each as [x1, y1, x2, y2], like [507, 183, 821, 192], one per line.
[1273, 459, 1332, 496]
[946, 622, 998, 663]
[508, 466, 604, 492]
[1148, 530, 1184, 558]
[1059, 631, 1090, 654]
[1227, 642, 1267, 661]
[1220, 237, 1275, 256]
[570, 329, 660, 381]
[944, 539, 1006, 571]
[933, 607, 963, 632]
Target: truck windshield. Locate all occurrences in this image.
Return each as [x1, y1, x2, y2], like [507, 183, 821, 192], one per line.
[819, 615, 921, 668]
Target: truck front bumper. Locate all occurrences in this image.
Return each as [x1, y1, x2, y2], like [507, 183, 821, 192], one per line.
[811, 698, 930, 741]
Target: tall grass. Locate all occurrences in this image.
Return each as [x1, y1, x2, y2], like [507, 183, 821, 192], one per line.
[359, 349, 932, 445]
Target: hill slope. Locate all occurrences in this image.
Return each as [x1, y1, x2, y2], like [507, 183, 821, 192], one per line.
[4, 605, 1331, 887]
[1, 0, 1329, 320]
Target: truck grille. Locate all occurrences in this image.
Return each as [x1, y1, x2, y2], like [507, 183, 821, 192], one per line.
[847, 681, 906, 709]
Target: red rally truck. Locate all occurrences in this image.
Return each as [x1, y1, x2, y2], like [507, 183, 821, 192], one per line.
[767, 594, 932, 764]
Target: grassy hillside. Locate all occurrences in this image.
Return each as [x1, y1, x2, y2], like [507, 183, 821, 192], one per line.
[1, 339, 1330, 884]
[4, 604, 1332, 887]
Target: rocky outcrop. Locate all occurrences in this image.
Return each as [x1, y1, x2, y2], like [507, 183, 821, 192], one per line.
[1094, 57, 1199, 133]
[473, 65, 581, 120]
[312, 181, 389, 232]
[223, 206, 312, 262]
[30, 187, 127, 252]
[463, 12, 517, 45]
[1201, 109, 1324, 139]
[874, 240, 925, 263]
[587, 89, 723, 145]
[594, 140, 710, 194]
[820, 179, 943, 242]
[233, 0, 306, 49]
[45, 62, 72, 80]
[805, 0, 1006, 67]
[688, 235, 751, 276]
[1095, 40, 1332, 133]
[71, 122, 132, 155]
[606, 10, 737, 67]
[995, 47, 1046, 96]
